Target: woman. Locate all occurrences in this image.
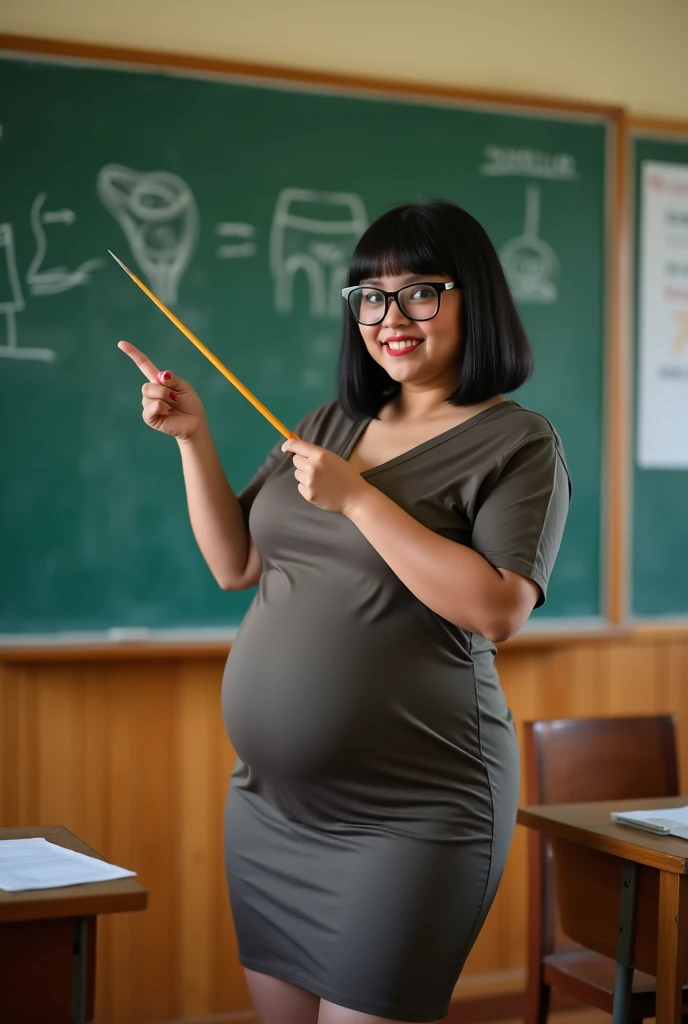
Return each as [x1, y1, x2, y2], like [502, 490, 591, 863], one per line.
[120, 201, 571, 1024]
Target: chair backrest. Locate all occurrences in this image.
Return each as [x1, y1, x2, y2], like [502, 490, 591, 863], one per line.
[524, 714, 679, 806]
[523, 714, 679, 963]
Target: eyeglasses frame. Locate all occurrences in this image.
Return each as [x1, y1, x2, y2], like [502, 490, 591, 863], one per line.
[341, 281, 457, 325]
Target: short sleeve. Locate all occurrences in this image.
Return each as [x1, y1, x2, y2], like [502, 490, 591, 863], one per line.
[470, 433, 571, 607]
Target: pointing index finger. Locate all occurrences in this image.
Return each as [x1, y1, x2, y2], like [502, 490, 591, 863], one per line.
[118, 340, 161, 384]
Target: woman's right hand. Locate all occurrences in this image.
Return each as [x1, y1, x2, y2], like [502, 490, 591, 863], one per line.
[118, 340, 206, 442]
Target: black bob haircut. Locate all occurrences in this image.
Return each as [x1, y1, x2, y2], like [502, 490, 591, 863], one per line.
[337, 201, 533, 420]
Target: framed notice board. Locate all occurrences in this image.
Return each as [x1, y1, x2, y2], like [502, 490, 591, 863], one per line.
[630, 119, 688, 619]
[0, 35, 624, 641]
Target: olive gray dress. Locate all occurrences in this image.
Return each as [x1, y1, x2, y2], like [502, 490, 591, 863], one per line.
[222, 399, 570, 1022]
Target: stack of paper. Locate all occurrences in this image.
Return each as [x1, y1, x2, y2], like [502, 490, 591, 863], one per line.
[611, 805, 688, 839]
[0, 837, 136, 892]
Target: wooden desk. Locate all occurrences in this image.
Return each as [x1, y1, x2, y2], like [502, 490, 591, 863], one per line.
[0, 825, 148, 1024]
[518, 796, 688, 1024]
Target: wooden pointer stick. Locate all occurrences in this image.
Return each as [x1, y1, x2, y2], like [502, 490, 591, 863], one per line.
[108, 251, 298, 440]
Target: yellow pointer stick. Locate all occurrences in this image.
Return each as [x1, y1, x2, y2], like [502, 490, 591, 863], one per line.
[108, 251, 298, 440]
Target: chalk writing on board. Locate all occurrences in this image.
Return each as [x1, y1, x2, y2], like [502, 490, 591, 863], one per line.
[480, 145, 577, 181]
[270, 189, 368, 318]
[500, 185, 558, 304]
[216, 222, 257, 259]
[0, 223, 55, 362]
[26, 193, 104, 296]
[97, 166, 199, 305]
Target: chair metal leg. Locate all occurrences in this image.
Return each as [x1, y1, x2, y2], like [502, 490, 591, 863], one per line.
[611, 861, 639, 1024]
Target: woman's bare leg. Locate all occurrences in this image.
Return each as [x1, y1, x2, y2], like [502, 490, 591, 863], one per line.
[244, 967, 320, 1024]
[318, 1000, 440, 1024]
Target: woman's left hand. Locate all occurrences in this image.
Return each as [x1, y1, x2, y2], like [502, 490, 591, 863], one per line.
[281, 438, 371, 516]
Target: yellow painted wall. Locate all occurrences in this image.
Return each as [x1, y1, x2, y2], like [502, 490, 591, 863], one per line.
[1, 0, 687, 119]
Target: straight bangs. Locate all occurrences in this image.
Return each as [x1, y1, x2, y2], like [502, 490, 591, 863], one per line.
[347, 206, 451, 286]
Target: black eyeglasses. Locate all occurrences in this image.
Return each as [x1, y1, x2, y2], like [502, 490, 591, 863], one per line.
[341, 281, 457, 326]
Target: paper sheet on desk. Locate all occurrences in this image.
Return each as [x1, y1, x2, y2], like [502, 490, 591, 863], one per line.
[611, 804, 688, 838]
[0, 837, 136, 891]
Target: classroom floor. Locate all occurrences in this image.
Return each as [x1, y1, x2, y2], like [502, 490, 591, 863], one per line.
[499, 1014, 617, 1024]
[446, 1010, 615, 1024]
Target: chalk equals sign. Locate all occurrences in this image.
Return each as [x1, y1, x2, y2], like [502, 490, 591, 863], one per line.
[216, 222, 257, 258]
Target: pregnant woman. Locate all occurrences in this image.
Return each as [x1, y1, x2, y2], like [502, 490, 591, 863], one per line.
[121, 201, 571, 1024]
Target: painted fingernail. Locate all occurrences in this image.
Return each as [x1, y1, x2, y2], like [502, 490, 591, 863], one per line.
[169, 391, 179, 401]
[159, 370, 172, 382]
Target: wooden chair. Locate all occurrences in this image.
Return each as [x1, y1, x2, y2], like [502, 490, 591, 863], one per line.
[523, 714, 685, 1024]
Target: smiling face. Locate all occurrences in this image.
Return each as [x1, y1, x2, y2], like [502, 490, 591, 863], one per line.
[356, 272, 462, 397]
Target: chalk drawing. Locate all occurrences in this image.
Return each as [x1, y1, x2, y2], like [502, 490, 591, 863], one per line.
[500, 185, 558, 304]
[216, 222, 257, 259]
[97, 165, 198, 305]
[26, 193, 104, 296]
[270, 189, 367, 318]
[0, 223, 55, 362]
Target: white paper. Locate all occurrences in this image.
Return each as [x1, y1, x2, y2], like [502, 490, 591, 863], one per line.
[637, 161, 688, 468]
[611, 804, 688, 826]
[0, 837, 136, 892]
[611, 804, 688, 839]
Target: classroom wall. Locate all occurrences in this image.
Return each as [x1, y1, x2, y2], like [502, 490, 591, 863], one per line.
[2, 0, 688, 120]
[2, 4, 688, 1024]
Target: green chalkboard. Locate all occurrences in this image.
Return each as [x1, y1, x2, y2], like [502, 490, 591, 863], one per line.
[631, 131, 688, 617]
[0, 50, 611, 635]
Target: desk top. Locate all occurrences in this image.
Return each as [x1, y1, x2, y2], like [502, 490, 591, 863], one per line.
[517, 796, 688, 875]
[0, 825, 148, 922]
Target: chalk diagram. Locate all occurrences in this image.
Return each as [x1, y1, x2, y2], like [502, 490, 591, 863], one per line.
[0, 223, 55, 362]
[215, 221, 257, 260]
[270, 188, 367, 318]
[500, 185, 558, 304]
[26, 192, 104, 296]
[97, 165, 199, 305]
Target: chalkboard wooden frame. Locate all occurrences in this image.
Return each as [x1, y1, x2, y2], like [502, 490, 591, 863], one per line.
[0, 32, 629, 653]
[628, 116, 688, 626]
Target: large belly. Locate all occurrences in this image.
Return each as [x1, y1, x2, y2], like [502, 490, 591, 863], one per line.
[221, 572, 474, 785]
[224, 600, 390, 782]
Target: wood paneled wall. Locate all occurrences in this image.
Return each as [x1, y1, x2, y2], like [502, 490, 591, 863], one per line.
[2, 633, 687, 1024]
